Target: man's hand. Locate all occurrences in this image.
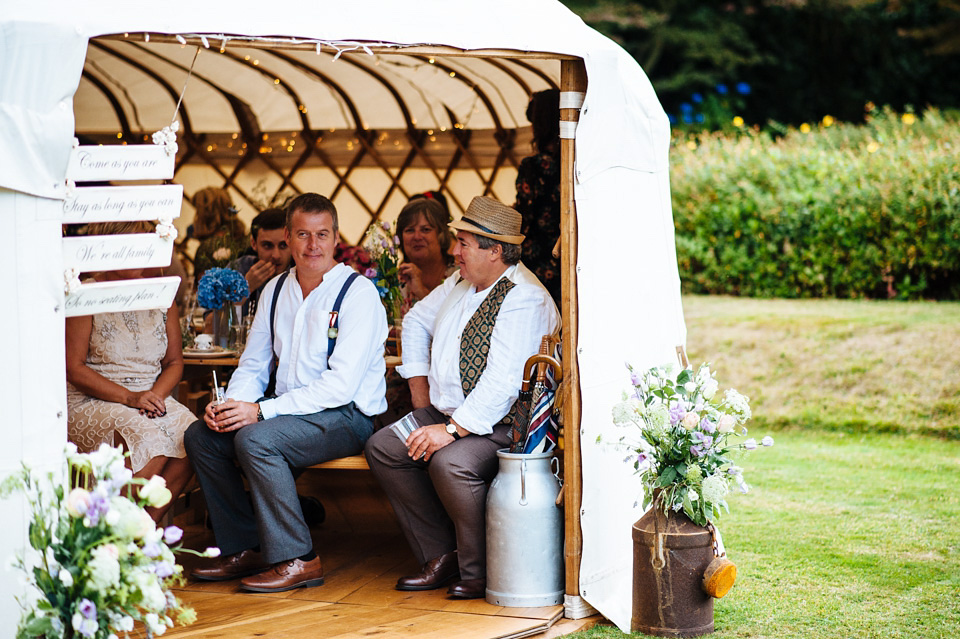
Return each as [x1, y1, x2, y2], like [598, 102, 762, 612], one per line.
[203, 399, 261, 433]
[245, 260, 278, 293]
[405, 423, 455, 462]
[128, 390, 167, 418]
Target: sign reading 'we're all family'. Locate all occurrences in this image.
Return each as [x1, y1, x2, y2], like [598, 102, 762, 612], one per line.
[64, 141, 181, 317]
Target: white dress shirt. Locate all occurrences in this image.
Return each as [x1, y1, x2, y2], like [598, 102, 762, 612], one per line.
[397, 263, 560, 435]
[226, 262, 388, 419]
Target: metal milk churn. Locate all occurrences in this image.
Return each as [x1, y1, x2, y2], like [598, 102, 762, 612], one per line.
[485, 449, 563, 607]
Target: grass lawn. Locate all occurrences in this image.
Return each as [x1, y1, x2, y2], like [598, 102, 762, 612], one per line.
[569, 296, 960, 639]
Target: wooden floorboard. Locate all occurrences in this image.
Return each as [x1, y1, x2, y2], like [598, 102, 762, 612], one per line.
[166, 466, 576, 639]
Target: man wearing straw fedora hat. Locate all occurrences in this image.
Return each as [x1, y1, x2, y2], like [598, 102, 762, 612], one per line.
[366, 195, 560, 600]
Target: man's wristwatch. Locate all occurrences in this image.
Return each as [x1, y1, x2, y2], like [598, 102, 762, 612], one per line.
[256, 404, 265, 422]
[445, 420, 461, 441]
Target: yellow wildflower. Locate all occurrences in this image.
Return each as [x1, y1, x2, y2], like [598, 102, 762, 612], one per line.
[686, 140, 697, 150]
[867, 141, 880, 153]
[822, 115, 835, 127]
[732, 116, 744, 128]
[901, 113, 916, 125]
[799, 123, 811, 133]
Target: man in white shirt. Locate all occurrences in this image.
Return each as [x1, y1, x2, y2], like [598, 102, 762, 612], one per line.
[365, 196, 560, 600]
[185, 193, 388, 593]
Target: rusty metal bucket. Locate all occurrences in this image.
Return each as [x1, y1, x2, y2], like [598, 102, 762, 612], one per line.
[631, 506, 715, 637]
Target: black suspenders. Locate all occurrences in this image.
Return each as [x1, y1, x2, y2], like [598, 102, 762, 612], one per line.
[269, 270, 360, 362]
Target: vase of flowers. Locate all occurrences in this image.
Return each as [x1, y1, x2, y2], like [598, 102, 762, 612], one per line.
[361, 221, 403, 325]
[197, 267, 249, 349]
[608, 362, 773, 637]
[0, 443, 220, 639]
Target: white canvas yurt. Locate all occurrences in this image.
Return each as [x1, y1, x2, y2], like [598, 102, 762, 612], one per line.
[0, 1, 686, 632]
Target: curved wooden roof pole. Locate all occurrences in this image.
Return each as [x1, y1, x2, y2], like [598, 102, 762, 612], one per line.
[561, 58, 593, 620]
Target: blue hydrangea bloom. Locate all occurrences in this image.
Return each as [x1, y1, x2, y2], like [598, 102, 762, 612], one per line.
[691, 92, 703, 103]
[197, 267, 250, 309]
[716, 84, 729, 95]
[695, 113, 704, 123]
[680, 102, 694, 113]
[736, 82, 751, 95]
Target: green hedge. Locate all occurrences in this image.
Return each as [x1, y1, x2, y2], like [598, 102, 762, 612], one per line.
[671, 108, 960, 299]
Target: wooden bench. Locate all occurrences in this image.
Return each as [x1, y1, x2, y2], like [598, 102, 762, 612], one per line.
[310, 454, 370, 470]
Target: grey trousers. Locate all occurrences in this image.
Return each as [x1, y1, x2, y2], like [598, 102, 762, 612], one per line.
[364, 407, 512, 581]
[184, 403, 373, 564]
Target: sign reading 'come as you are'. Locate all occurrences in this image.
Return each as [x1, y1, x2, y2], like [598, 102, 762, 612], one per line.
[63, 127, 183, 317]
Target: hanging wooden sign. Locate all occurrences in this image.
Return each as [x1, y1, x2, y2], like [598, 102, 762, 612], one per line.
[64, 276, 180, 317]
[62, 184, 183, 223]
[66, 144, 175, 182]
[63, 233, 174, 272]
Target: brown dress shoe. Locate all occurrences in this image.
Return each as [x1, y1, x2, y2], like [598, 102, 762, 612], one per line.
[190, 549, 270, 582]
[239, 557, 325, 593]
[396, 551, 460, 591]
[448, 578, 486, 599]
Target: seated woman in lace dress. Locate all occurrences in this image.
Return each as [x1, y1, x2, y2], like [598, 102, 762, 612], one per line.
[66, 221, 195, 523]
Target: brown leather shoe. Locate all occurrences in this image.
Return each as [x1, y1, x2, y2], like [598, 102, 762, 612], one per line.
[395, 551, 460, 591]
[239, 557, 325, 593]
[448, 578, 486, 599]
[190, 549, 270, 582]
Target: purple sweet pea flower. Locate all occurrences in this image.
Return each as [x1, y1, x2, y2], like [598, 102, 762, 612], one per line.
[163, 526, 183, 545]
[78, 598, 97, 619]
[364, 267, 377, 278]
[690, 444, 705, 458]
[143, 542, 162, 558]
[743, 438, 757, 450]
[700, 417, 716, 433]
[83, 493, 110, 526]
[630, 370, 643, 386]
[692, 431, 714, 448]
[380, 239, 389, 249]
[669, 403, 686, 425]
[761, 436, 775, 447]
[153, 561, 175, 578]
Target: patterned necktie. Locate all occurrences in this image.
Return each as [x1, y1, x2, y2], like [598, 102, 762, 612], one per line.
[458, 276, 520, 429]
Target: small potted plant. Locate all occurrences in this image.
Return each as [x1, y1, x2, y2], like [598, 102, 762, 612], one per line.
[607, 362, 773, 637]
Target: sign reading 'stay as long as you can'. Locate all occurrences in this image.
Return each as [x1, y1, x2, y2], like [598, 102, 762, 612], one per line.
[65, 276, 180, 317]
[63, 233, 173, 272]
[66, 143, 175, 182]
[62, 184, 183, 223]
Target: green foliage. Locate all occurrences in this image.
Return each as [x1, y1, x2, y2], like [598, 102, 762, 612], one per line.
[671, 107, 960, 299]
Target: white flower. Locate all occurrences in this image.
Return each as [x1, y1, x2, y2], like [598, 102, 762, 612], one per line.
[140, 475, 172, 509]
[204, 547, 221, 557]
[116, 616, 134, 632]
[688, 489, 699, 501]
[64, 268, 82, 296]
[612, 399, 639, 426]
[683, 381, 697, 394]
[212, 247, 233, 261]
[146, 613, 166, 635]
[681, 411, 700, 431]
[156, 221, 178, 242]
[152, 121, 180, 156]
[88, 544, 121, 590]
[701, 474, 730, 504]
[717, 414, 736, 434]
[65, 488, 90, 518]
[109, 497, 154, 539]
[58, 568, 74, 587]
[761, 436, 775, 447]
[743, 438, 758, 450]
[723, 389, 752, 423]
[702, 378, 719, 400]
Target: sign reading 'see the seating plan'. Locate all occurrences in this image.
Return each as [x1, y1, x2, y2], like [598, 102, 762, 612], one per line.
[64, 141, 182, 317]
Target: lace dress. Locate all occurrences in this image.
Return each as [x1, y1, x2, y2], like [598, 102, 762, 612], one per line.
[67, 309, 196, 473]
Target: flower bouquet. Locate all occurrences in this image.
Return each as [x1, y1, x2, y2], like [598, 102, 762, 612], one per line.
[0, 443, 219, 639]
[196, 267, 248, 311]
[608, 362, 772, 526]
[361, 221, 403, 324]
[197, 267, 249, 349]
